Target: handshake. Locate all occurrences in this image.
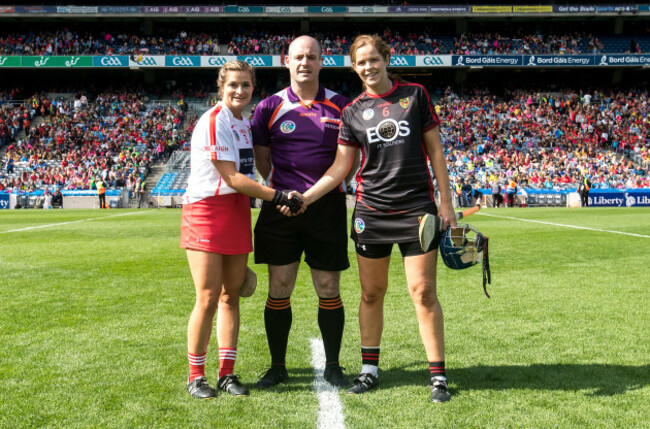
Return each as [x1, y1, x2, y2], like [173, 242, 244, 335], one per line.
[272, 189, 304, 214]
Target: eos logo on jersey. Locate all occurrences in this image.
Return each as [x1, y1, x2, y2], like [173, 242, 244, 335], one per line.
[366, 119, 410, 143]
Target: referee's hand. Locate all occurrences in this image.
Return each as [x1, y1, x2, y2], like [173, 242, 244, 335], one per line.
[274, 190, 306, 216]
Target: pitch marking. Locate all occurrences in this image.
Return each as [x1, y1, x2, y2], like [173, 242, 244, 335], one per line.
[310, 338, 346, 429]
[0, 211, 149, 234]
[477, 212, 650, 238]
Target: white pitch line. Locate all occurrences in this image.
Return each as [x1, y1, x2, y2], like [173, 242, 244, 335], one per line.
[310, 338, 346, 429]
[477, 212, 650, 239]
[0, 210, 149, 234]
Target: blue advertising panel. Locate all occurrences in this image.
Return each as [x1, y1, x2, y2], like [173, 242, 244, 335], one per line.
[596, 54, 650, 66]
[165, 56, 201, 67]
[98, 6, 141, 13]
[454, 55, 523, 66]
[430, 6, 471, 13]
[15, 6, 57, 13]
[388, 6, 430, 13]
[390, 55, 416, 67]
[322, 55, 345, 67]
[0, 193, 9, 209]
[525, 55, 595, 66]
[307, 6, 347, 13]
[93, 56, 129, 67]
[588, 189, 650, 207]
[224, 6, 264, 13]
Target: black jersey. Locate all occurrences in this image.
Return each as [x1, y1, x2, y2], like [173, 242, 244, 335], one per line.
[338, 81, 440, 211]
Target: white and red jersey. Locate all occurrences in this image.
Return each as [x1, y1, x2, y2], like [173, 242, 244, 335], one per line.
[183, 102, 255, 204]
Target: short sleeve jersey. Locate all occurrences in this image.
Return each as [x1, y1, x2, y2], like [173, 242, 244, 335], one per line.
[338, 81, 440, 211]
[251, 86, 350, 194]
[183, 102, 254, 204]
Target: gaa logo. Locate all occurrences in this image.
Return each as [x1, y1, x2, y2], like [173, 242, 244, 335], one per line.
[208, 57, 228, 66]
[354, 218, 365, 233]
[366, 119, 410, 144]
[172, 57, 195, 66]
[322, 56, 338, 66]
[279, 6, 291, 12]
[321, 6, 333, 12]
[244, 56, 266, 66]
[100, 56, 123, 66]
[390, 56, 409, 66]
[137, 57, 158, 66]
[423, 56, 444, 66]
[280, 120, 296, 133]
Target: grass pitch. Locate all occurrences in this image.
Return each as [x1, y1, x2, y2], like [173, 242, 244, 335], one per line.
[1, 207, 648, 428]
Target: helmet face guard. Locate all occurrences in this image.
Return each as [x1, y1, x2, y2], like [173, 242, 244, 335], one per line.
[440, 223, 491, 298]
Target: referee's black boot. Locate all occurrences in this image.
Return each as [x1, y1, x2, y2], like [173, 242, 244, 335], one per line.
[256, 365, 289, 389]
[324, 364, 349, 387]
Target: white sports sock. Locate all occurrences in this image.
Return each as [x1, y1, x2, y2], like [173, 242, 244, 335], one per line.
[361, 364, 378, 377]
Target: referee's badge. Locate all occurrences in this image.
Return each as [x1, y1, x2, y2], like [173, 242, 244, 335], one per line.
[280, 120, 296, 133]
[399, 97, 410, 109]
[362, 108, 374, 121]
[354, 218, 365, 233]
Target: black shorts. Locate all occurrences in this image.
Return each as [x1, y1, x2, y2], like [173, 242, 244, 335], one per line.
[351, 201, 438, 258]
[254, 192, 350, 271]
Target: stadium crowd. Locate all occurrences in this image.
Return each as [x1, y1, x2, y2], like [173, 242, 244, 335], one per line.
[0, 91, 189, 193]
[1, 28, 647, 56]
[2, 84, 648, 195]
[438, 86, 650, 191]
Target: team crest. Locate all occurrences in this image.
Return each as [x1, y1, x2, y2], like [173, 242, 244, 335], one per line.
[280, 120, 296, 133]
[362, 108, 374, 121]
[231, 127, 241, 141]
[354, 218, 365, 233]
[399, 97, 410, 109]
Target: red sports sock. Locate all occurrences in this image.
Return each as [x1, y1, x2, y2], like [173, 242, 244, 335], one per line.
[188, 352, 206, 382]
[219, 347, 237, 378]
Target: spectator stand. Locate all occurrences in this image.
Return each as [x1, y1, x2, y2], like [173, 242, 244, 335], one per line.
[150, 150, 189, 207]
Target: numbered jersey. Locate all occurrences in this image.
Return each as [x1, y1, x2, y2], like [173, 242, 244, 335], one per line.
[338, 81, 440, 211]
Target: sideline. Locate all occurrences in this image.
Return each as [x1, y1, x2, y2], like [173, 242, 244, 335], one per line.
[0, 210, 150, 234]
[477, 212, 650, 239]
[310, 338, 346, 429]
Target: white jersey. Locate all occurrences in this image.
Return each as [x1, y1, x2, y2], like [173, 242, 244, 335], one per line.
[183, 102, 255, 204]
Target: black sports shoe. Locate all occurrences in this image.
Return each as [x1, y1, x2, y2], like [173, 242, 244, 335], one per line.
[430, 376, 451, 403]
[187, 376, 218, 399]
[346, 373, 378, 395]
[218, 374, 250, 396]
[324, 365, 349, 387]
[256, 366, 289, 389]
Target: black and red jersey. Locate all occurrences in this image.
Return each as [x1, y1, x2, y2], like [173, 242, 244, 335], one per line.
[338, 81, 440, 212]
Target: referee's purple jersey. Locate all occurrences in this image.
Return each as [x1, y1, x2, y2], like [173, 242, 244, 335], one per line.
[251, 86, 350, 194]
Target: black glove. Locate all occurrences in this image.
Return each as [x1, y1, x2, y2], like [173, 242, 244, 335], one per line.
[272, 190, 303, 213]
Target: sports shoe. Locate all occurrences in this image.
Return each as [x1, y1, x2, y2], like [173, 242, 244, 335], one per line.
[346, 373, 378, 395]
[418, 213, 443, 253]
[430, 376, 451, 403]
[256, 366, 289, 389]
[218, 374, 250, 396]
[324, 365, 349, 387]
[240, 267, 257, 298]
[187, 376, 218, 399]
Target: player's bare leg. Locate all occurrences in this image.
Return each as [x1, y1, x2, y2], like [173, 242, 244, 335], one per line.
[347, 255, 389, 395]
[403, 250, 450, 402]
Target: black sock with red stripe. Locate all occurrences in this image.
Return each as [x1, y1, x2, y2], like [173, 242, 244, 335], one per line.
[318, 295, 344, 367]
[264, 296, 292, 367]
[429, 361, 446, 379]
[361, 346, 380, 376]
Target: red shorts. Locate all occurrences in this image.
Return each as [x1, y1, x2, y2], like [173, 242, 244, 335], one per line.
[180, 193, 253, 255]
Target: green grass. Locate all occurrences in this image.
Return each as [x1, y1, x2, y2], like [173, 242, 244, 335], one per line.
[1, 207, 649, 428]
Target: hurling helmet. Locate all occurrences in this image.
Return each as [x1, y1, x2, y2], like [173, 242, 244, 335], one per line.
[440, 223, 492, 298]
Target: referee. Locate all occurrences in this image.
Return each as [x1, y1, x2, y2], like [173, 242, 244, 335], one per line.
[251, 35, 352, 388]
